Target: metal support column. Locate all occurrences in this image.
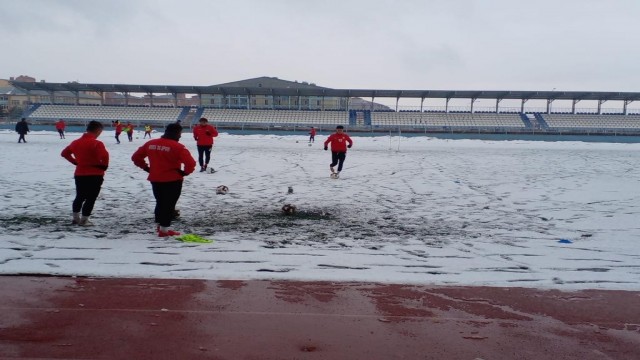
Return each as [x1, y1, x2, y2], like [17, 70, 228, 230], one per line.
[49, 90, 55, 104]
[445, 97, 450, 113]
[572, 99, 579, 114]
[521, 98, 528, 113]
[420, 97, 424, 112]
[470, 98, 477, 114]
[546, 99, 554, 114]
[148, 92, 154, 107]
[298, 95, 301, 110]
[495, 98, 502, 113]
[172, 93, 178, 107]
[623, 100, 632, 115]
[371, 97, 375, 112]
[597, 99, 605, 115]
[395, 97, 399, 112]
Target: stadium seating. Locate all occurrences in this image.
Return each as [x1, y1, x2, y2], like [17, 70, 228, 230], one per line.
[370, 112, 526, 128]
[22, 104, 640, 132]
[199, 108, 349, 125]
[28, 104, 183, 123]
[543, 114, 640, 130]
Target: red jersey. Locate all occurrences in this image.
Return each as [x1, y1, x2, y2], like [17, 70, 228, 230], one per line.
[55, 120, 65, 131]
[324, 133, 353, 152]
[193, 124, 218, 146]
[115, 123, 123, 134]
[131, 137, 196, 182]
[309, 128, 316, 136]
[61, 133, 109, 176]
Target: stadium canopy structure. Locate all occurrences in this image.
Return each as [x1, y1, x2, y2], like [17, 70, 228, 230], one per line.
[10, 81, 640, 114]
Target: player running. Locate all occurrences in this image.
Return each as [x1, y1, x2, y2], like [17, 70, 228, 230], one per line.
[309, 126, 316, 143]
[114, 120, 123, 144]
[124, 122, 135, 142]
[324, 125, 353, 178]
[55, 119, 66, 139]
[143, 124, 153, 139]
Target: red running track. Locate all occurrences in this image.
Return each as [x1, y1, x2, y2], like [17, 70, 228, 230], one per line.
[0, 276, 639, 359]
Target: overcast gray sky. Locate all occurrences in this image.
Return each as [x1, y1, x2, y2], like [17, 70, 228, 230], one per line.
[1, 0, 639, 93]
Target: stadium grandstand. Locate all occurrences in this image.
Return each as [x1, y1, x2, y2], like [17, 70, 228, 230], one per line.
[6, 76, 640, 135]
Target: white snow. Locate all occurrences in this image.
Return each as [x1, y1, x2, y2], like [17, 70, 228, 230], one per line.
[1, 129, 639, 290]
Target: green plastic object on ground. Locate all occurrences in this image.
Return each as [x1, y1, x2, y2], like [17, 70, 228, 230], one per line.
[176, 234, 213, 243]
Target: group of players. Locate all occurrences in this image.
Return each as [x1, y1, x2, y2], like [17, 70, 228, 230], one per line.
[59, 118, 354, 237]
[112, 121, 155, 144]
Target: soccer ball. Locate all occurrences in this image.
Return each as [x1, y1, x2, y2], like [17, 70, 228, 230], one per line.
[281, 203, 296, 215]
[208, 167, 216, 174]
[216, 185, 229, 195]
[330, 173, 339, 179]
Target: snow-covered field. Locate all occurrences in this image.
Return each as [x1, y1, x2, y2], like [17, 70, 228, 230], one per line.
[1, 129, 639, 290]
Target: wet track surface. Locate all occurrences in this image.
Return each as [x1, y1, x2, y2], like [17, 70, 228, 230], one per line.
[1, 276, 639, 359]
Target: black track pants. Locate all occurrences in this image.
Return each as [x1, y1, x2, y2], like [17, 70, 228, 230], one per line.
[151, 180, 183, 227]
[197, 145, 212, 167]
[330, 151, 347, 172]
[73, 175, 104, 216]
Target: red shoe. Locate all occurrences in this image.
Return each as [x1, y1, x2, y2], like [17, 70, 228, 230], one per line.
[158, 229, 181, 237]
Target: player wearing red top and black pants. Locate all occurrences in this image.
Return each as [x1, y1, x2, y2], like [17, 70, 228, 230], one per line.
[324, 125, 353, 176]
[132, 123, 196, 237]
[55, 119, 66, 139]
[192, 117, 218, 172]
[114, 121, 123, 144]
[309, 127, 316, 143]
[61, 121, 109, 226]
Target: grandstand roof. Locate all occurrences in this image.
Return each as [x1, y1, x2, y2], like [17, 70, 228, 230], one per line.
[0, 85, 100, 99]
[9, 80, 640, 102]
